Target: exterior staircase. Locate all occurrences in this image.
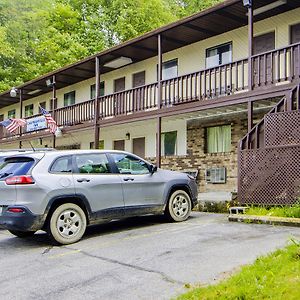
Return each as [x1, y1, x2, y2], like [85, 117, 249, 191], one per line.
[238, 84, 300, 205]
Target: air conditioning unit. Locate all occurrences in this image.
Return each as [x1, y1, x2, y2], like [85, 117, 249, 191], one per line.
[205, 167, 226, 183]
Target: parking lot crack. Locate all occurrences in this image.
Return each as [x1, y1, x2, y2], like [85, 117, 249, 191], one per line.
[69, 247, 184, 285]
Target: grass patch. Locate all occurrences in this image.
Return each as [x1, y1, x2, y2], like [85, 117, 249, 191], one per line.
[245, 203, 300, 218]
[177, 240, 300, 300]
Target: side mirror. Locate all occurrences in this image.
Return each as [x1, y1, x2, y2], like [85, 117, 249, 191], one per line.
[149, 164, 158, 174]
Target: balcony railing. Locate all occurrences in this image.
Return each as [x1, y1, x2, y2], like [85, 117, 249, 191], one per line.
[1, 42, 299, 140]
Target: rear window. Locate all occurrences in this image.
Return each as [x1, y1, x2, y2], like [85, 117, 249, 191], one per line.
[0, 157, 35, 180]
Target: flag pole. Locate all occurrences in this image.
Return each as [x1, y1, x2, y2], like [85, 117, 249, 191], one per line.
[19, 88, 23, 149]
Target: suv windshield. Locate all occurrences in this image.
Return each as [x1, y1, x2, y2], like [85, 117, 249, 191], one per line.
[0, 157, 35, 180]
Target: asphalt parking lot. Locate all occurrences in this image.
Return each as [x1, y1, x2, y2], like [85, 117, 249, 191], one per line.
[1, 212, 300, 300]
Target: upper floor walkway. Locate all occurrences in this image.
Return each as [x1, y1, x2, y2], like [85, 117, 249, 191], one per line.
[1, 40, 299, 141]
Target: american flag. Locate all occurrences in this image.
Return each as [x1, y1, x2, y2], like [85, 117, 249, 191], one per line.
[40, 106, 57, 134]
[0, 118, 26, 133]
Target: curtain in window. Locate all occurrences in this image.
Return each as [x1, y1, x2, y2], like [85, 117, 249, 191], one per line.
[207, 125, 231, 153]
[161, 131, 177, 156]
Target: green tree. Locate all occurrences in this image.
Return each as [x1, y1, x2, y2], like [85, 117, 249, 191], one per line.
[0, 0, 223, 93]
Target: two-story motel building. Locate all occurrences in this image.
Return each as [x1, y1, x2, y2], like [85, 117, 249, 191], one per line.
[0, 0, 300, 202]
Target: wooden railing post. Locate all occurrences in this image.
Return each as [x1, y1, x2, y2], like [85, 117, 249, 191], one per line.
[247, 4, 253, 91]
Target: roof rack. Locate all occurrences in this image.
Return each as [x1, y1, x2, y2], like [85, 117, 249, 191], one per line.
[0, 148, 56, 153]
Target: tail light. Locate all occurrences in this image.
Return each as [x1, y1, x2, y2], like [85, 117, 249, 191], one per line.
[5, 175, 35, 185]
[7, 207, 25, 213]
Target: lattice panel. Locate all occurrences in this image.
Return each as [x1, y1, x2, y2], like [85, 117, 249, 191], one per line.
[239, 146, 300, 205]
[265, 111, 300, 147]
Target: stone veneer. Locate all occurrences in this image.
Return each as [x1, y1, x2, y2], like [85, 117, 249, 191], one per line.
[147, 113, 256, 195]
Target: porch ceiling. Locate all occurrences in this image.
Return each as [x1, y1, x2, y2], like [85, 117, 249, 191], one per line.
[166, 98, 280, 123]
[1, 0, 299, 109]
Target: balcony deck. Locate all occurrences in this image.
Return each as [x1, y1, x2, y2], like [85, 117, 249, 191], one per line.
[1, 42, 300, 141]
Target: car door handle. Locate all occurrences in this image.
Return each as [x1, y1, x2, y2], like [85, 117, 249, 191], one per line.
[77, 178, 90, 183]
[123, 177, 134, 182]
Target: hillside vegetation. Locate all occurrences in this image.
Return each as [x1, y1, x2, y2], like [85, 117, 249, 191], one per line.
[0, 0, 222, 92]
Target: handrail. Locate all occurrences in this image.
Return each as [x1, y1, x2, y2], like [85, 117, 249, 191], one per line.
[1, 42, 299, 140]
[251, 41, 300, 59]
[240, 83, 300, 151]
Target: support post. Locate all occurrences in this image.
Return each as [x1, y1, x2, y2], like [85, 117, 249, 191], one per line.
[157, 34, 162, 109]
[156, 117, 161, 168]
[156, 34, 162, 167]
[19, 88, 23, 149]
[52, 75, 57, 149]
[247, 100, 253, 132]
[94, 56, 101, 149]
[53, 135, 56, 149]
[248, 4, 253, 91]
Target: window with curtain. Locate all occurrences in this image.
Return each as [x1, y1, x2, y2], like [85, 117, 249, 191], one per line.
[162, 59, 178, 80]
[161, 131, 177, 156]
[206, 125, 231, 153]
[89, 140, 104, 149]
[90, 82, 105, 99]
[64, 91, 76, 107]
[206, 43, 232, 68]
[8, 109, 16, 119]
[24, 104, 34, 117]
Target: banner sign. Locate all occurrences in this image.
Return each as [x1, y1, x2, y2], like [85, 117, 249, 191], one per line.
[26, 116, 47, 132]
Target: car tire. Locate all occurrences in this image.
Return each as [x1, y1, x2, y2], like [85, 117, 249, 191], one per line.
[47, 203, 87, 245]
[8, 230, 36, 238]
[165, 190, 191, 222]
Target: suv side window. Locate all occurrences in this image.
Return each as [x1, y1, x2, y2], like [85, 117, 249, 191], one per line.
[50, 156, 72, 173]
[74, 154, 110, 174]
[111, 153, 149, 175]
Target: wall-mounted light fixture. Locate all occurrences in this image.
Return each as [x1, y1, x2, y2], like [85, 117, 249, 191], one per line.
[125, 132, 130, 140]
[54, 127, 63, 137]
[46, 78, 55, 88]
[10, 87, 18, 98]
[242, 0, 252, 8]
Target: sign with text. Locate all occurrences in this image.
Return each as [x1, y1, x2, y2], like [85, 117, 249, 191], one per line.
[26, 116, 47, 132]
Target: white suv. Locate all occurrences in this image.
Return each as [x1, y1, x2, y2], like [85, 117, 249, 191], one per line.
[0, 150, 198, 245]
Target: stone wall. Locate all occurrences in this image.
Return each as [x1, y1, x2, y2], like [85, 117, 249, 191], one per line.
[147, 114, 251, 197]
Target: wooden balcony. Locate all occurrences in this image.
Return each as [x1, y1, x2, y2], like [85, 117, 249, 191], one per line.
[1, 42, 299, 141]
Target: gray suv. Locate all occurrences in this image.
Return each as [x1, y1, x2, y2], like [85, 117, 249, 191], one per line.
[0, 150, 198, 245]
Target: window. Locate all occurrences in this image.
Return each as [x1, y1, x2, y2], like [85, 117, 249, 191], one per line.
[39, 102, 46, 110]
[206, 125, 231, 153]
[90, 82, 105, 99]
[161, 131, 177, 156]
[111, 153, 149, 175]
[8, 109, 16, 119]
[50, 156, 72, 173]
[25, 104, 34, 117]
[74, 154, 110, 174]
[64, 91, 75, 107]
[162, 59, 178, 80]
[206, 43, 232, 68]
[89, 140, 104, 149]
